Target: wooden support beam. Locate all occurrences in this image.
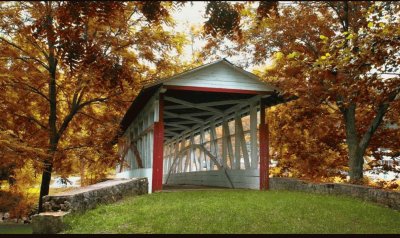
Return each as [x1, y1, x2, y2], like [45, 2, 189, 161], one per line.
[250, 102, 258, 169]
[259, 100, 269, 190]
[164, 111, 215, 119]
[165, 127, 186, 131]
[178, 137, 184, 173]
[189, 132, 196, 171]
[174, 140, 180, 174]
[169, 143, 174, 173]
[237, 116, 250, 169]
[164, 95, 261, 145]
[182, 112, 215, 117]
[164, 111, 204, 123]
[163, 145, 167, 174]
[164, 96, 223, 115]
[164, 130, 180, 136]
[222, 119, 228, 168]
[130, 142, 144, 168]
[199, 126, 205, 171]
[234, 114, 241, 170]
[131, 124, 154, 143]
[164, 99, 249, 110]
[222, 120, 234, 169]
[152, 94, 164, 192]
[163, 143, 167, 173]
[164, 120, 196, 125]
[209, 121, 217, 170]
[164, 122, 190, 130]
[184, 138, 190, 172]
[164, 85, 272, 95]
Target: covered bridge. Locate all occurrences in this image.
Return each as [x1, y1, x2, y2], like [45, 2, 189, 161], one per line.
[116, 59, 288, 193]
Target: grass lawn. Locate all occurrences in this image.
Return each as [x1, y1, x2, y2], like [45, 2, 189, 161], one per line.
[63, 190, 400, 234]
[0, 224, 32, 234]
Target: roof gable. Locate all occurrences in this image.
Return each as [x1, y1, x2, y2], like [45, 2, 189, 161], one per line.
[145, 59, 279, 93]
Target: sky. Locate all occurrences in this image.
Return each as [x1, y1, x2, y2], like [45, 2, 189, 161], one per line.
[170, 1, 271, 71]
[170, 2, 207, 62]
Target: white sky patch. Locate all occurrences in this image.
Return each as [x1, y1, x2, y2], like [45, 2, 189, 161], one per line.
[171, 1, 258, 70]
[170, 1, 279, 73]
[171, 2, 207, 62]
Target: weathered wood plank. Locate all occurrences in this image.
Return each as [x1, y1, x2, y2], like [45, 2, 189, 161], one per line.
[234, 114, 241, 170]
[130, 142, 144, 168]
[199, 126, 205, 171]
[209, 121, 217, 170]
[222, 120, 234, 169]
[250, 102, 258, 169]
[164, 96, 222, 115]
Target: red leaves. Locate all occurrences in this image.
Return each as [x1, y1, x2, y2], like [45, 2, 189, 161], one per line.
[0, 1, 191, 199]
[203, 1, 243, 41]
[256, 1, 279, 19]
[137, 1, 170, 24]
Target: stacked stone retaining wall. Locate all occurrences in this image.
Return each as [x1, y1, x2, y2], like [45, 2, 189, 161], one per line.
[41, 177, 148, 213]
[270, 177, 400, 210]
[32, 177, 148, 234]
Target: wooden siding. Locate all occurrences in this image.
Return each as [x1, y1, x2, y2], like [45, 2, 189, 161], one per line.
[116, 168, 153, 193]
[116, 90, 159, 193]
[163, 169, 260, 189]
[164, 63, 274, 92]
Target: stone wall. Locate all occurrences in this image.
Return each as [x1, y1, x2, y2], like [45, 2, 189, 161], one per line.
[41, 177, 148, 213]
[32, 178, 148, 234]
[269, 177, 400, 210]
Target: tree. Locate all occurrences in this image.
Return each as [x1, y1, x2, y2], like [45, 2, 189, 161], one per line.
[202, 1, 400, 183]
[0, 1, 187, 212]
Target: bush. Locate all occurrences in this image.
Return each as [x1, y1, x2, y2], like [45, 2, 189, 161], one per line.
[0, 191, 21, 213]
[0, 190, 36, 219]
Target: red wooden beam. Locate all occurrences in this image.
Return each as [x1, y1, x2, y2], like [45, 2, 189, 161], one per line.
[259, 100, 269, 190]
[152, 94, 164, 192]
[164, 85, 273, 95]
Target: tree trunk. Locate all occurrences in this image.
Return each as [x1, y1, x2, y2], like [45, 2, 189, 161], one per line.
[38, 153, 54, 212]
[347, 142, 364, 182]
[343, 102, 364, 183]
[38, 2, 58, 213]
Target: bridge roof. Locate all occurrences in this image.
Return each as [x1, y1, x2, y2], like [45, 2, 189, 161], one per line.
[117, 59, 285, 140]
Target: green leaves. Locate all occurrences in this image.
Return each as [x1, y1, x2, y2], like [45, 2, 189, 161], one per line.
[346, 33, 354, 40]
[320, 35, 329, 44]
[274, 51, 284, 60]
[287, 51, 300, 59]
[320, 53, 331, 60]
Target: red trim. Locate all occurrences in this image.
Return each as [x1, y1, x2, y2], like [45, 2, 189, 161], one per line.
[259, 100, 269, 190]
[165, 85, 272, 95]
[152, 94, 164, 192]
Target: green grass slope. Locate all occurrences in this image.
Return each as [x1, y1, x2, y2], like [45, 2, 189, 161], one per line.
[63, 190, 400, 234]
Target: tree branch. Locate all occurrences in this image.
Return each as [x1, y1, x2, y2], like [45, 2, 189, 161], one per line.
[13, 80, 50, 102]
[78, 94, 119, 109]
[359, 87, 400, 151]
[0, 36, 49, 70]
[77, 111, 103, 122]
[57, 93, 119, 138]
[10, 112, 47, 130]
[25, 36, 50, 60]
